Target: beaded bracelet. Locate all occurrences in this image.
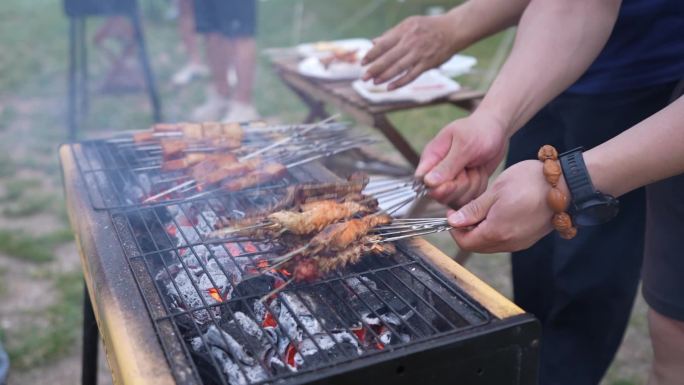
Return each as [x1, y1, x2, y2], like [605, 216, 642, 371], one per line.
[538, 145, 577, 240]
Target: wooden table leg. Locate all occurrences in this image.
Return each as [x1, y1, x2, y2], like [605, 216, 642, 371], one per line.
[373, 114, 420, 167]
[277, 73, 329, 123]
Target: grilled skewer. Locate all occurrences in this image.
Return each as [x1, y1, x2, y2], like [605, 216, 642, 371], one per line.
[269, 214, 393, 269]
[162, 153, 238, 172]
[143, 117, 355, 203]
[208, 198, 376, 241]
[259, 237, 396, 302]
[177, 139, 376, 202]
[209, 173, 371, 229]
[132, 122, 244, 144]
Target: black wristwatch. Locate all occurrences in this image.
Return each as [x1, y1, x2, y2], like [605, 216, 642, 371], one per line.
[559, 147, 619, 226]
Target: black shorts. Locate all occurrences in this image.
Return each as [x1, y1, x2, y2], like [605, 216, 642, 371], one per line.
[643, 172, 684, 321]
[193, 0, 256, 38]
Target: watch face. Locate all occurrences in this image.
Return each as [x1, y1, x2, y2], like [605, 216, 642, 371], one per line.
[574, 198, 620, 226]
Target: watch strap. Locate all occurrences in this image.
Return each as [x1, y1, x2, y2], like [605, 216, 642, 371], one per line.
[559, 148, 595, 204]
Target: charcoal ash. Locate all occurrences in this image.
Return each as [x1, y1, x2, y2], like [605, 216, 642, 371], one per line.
[344, 276, 415, 320]
[202, 325, 256, 366]
[126, 207, 174, 254]
[210, 347, 268, 385]
[191, 321, 270, 385]
[166, 269, 221, 324]
[297, 332, 361, 370]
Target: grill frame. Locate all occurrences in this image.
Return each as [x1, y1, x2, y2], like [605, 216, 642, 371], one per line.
[61, 142, 538, 385]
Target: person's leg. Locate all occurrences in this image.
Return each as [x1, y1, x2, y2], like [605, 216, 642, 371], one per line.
[191, 0, 231, 120]
[179, 0, 201, 65]
[215, 0, 259, 122]
[643, 168, 684, 385]
[205, 33, 232, 98]
[172, 0, 208, 86]
[648, 309, 684, 385]
[232, 37, 256, 105]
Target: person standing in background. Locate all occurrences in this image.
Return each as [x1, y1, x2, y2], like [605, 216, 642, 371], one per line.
[191, 0, 259, 122]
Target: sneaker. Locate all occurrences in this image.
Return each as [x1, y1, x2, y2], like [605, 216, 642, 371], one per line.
[192, 90, 230, 121]
[222, 101, 260, 123]
[172, 63, 208, 86]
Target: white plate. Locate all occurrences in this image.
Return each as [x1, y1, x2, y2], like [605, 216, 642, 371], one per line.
[352, 70, 461, 104]
[296, 38, 373, 58]
[439, 54, 477, 78]
[297, 52, 367, 81]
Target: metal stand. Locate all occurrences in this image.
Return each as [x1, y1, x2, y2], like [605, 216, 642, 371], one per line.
[67, 3, 161, 141]
[82, 282, 99, 385]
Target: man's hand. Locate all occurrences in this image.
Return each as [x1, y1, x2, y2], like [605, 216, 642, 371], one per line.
[448, 160, 560, 253]
[361, 15, 457, 90]
[416, 111, 508, 208]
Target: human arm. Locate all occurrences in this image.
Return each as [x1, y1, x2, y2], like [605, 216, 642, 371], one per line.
[449, 96, 684, 253]
[477, 0, 622, 135]
[362, 0, 529, 89]
[417, 0, 622, 206]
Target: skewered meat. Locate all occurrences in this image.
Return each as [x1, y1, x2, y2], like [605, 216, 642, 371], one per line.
[260, 173, 370, 213]
[307, 214, 392, 254]
[180, 122, 244, 141]
[290, 238, 396, 282]
[198, 158, 264, 185]
[211, 173, 371, 228]
[133, 122, 244, 144]
[316, 237, 396, 274]
[210, 194, 375, 238]
[133, 131, 156, 143]
[294, 172, 369, 202]
[201, 121, 240, 138]
[267, 200, 374, 234]
[162, 153, 238, 172]
[221, 163, 287, 192]
[152, 123, 182, 132]
[191, 158, 261, 185]
[292, 259, 319, 282]
[160, 138, 241, 159]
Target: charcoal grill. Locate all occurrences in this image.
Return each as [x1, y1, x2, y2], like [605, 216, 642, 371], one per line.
[60, 138, 539, 385]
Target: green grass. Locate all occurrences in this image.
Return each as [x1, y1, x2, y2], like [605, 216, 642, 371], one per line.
[0, 266, 6, 296]
[0, 105, 17, 132]
[0, 178, 56, 218]
[6, 271, 83, 370]
[0, 228, 74, 263]
[610, 379, 639, 385]
[0, 154, 16, 178]
[0, 178, 41, 202]
[3, 194, 54, 218]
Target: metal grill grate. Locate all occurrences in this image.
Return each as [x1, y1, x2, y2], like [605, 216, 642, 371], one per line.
[72, 140, 493, 385]
[71, 140, 297, 210]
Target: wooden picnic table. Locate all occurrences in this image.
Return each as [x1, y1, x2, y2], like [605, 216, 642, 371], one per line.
[268, 54, 484, 167]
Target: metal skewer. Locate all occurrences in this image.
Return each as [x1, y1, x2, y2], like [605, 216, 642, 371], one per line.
[182, 140, 372, 201]
[258, 278, 295, 303]
[143, 180, 195, 203]
[239, 115, 339, 161]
